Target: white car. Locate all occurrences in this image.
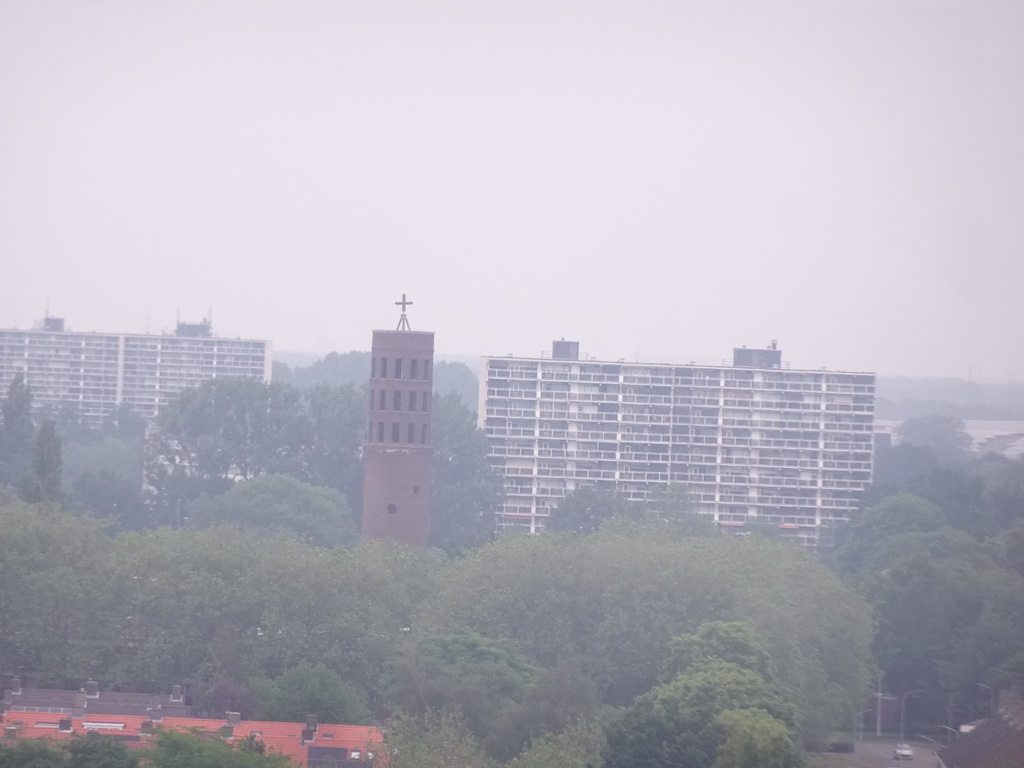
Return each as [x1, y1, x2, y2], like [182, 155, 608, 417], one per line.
[893, 743, 914, 760]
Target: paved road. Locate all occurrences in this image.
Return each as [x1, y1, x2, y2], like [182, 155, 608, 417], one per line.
[850, 738, 943, 768]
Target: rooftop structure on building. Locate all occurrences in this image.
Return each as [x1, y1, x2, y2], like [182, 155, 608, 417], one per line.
[0, 316, 271, 425]
[480, 340, 875, 545]
[2, 678, 192, 719]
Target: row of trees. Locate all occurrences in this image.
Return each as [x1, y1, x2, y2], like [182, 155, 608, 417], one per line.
[0, 359, 502, 555]
[0, 373, 65, 505]
[0, 729, 291, 768]
[0, 493, 873, 766]
[825, 416, 1024, 727]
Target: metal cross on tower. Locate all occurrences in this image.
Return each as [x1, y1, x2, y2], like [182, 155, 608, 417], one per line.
[395, 293, 413, 331]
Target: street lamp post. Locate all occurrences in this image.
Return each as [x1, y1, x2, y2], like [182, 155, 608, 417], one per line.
[975, 683, 995, 718]
[857, 708, 873, 740]
[900, 689, 925, 742]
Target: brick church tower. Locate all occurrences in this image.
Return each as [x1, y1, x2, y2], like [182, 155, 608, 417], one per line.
[361, 295, 433, 547]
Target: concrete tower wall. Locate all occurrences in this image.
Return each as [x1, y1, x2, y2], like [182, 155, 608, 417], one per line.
[361, 330, 434, 546]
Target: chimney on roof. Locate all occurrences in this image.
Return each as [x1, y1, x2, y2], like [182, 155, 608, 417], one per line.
[170, 685, 183, 703]
[10, 677, 20, 695]
[226, 712, 241, 726]
[305, 715, 319, 732]
[84, 680, 99, 698]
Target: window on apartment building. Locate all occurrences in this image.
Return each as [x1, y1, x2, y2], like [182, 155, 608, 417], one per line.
[421, 424, 428, 444]
[393, 390, 402, 410]
[408, 423, 416, 444]
[377, 422, 384, 443]
[395, 358, 404, 379]
[422, 392, 429, 412]
[380, 358, 388, 378]
[392, 423, 400, 443]
[378, 390, 386, 410]
[410, 359, 419, 379]
[409, 391, 417, 411]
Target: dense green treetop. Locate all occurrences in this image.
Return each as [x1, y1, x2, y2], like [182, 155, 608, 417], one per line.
[503, 719, 606, 768]
[385, 710, 494, 768]
[273, 351, 370, 389]
[385, 628, 538, 759]
[432, 361, 480, 410]
[604, 659, 795, 768]
[147, 729, 292, 768]
[68, 732, 140, 768]
[0, 496, 118, 687]
[0, 371, 34, 487]
[187, 473, 358, 548]
[896, 415, 973, 464]
[711, 708, 804, 768]
[0, 739, 69, 768]
[663, 622, 774, 683]
[430, 393, 504, 554]
[250, 660, 370, 724]
[0, 728, 291, 768]
[546, 486, 633, 534]
[23, 419, 63, 504]
[419, 531, 872, 743]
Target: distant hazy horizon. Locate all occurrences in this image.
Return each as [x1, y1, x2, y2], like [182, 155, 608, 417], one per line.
[4, 1, 1023, 381]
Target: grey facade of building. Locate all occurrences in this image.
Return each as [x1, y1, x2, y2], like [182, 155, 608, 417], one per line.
[480, 342, 875, 544]
[0, 317, 271, 424]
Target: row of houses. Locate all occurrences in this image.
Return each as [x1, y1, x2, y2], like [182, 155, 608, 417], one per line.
[1, 679, 380, 767]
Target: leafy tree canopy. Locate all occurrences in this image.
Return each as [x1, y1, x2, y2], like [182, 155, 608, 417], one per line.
[604, 660, 795, 768]
[664, 622, 774, 683]
[547, 486, 633, 534]
[188, 474, 358, 548]
[250, 660, 370, 724]
[385, 710, 493, 768]
[897, 414, 972, 464]
[148, 729, 292, 768]
[433, 361, 479, 410]
[421, 532, 873, 742]
[385, 628, 537, 754]
[712, 708, 804, 768]
[430, 392, 504, 554]
[0, 739, 68, 768]
[68, 731, 140, 768]
[0, 371, 34, 488]
[23, 419, 63, 504]
[504, 719, 607, 768]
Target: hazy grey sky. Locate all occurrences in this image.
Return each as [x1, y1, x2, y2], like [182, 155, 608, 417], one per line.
[2, 1, 1022, 380]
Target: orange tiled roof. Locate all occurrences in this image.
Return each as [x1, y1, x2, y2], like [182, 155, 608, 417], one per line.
[3, 711, 382, 767]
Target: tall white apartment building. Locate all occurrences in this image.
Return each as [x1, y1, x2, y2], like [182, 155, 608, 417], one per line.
[0, 317, 271, 424]
[480, 341, 875, 543]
